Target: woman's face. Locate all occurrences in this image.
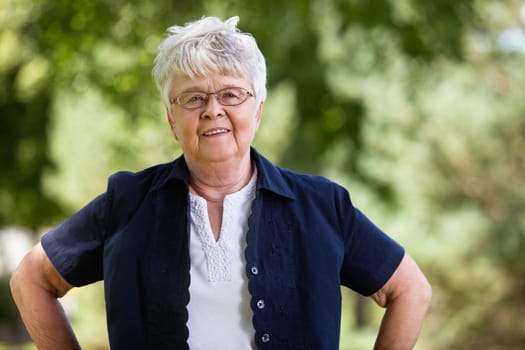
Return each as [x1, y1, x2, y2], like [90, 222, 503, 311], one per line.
[166, 74, 263, 167]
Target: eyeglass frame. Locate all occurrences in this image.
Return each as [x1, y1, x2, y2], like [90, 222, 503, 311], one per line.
[170, 87, 255, 110]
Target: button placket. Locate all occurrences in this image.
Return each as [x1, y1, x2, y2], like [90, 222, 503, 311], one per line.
[256, 299, 265, 309]
[261, 333, 270, 343]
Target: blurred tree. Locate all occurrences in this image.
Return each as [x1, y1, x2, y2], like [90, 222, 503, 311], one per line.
[0, 0, 203, 228]
[320, 2, 525, 346]
[416, 57, 525, 348]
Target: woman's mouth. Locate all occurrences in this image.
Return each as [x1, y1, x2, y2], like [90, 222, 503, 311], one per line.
[202, 128, 230, 136]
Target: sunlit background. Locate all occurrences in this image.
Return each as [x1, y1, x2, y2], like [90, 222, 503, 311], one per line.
[1, 0, 524, 349]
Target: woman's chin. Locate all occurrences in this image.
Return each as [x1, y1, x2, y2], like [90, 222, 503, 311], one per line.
[197, 149, 238, 164]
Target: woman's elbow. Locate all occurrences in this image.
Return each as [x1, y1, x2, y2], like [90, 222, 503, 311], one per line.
[416, 273, 433, 311]
[9, 267, 22, 300]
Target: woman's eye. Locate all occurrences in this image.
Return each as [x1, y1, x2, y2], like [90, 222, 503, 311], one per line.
[221, 91, 239, 99]
[189, 94, 205, 102]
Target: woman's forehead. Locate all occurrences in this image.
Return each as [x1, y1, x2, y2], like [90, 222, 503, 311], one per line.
[171, 73, 250, 92]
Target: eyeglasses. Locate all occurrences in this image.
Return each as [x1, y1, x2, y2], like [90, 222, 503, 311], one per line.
[171, 87, 255, 110]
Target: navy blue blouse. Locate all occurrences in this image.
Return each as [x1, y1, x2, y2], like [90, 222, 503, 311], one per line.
[42, 148, 404, 349]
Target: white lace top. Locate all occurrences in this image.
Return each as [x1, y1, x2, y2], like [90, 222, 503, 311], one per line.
[186, 170, 257, 350]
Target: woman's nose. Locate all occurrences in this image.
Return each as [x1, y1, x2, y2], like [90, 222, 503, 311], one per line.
[201, 95, 224, 119]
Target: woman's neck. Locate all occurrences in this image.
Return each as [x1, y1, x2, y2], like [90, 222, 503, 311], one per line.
[186, 154, 254, 203]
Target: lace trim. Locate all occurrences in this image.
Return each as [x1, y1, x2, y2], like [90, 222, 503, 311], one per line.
[189, 171, 257, 283]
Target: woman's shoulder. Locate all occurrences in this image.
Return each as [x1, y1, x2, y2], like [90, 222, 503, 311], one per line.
[277, 166, 346, 195]
[253, 149, 346, 197]
[109, 162, 170, 187]
[110, 161, 174, 181]
[108, 156, 188, 196]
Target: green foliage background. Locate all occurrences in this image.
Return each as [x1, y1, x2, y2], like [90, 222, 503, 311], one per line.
[1, 0, 524, 348]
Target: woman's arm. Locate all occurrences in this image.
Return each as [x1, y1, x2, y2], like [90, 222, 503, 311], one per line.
[10, 242, 81, 350]
[371, 253, 432, 350]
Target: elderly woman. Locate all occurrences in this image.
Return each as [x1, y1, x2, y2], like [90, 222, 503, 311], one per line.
[10, 16, 431, 350]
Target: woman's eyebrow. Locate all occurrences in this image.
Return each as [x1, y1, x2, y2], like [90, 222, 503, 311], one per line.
[179, 82, 243, 92]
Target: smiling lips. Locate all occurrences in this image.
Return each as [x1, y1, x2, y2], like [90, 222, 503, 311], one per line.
[202, 128, 230, 136]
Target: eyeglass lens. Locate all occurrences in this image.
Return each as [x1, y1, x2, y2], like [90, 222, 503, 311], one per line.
[176, 87, 252, 109]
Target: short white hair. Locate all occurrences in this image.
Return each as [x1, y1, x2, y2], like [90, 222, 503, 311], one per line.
[152, 16, 267, 109]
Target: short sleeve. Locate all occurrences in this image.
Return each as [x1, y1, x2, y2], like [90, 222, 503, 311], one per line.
[41, 193, 108, 287]
[338, 189, 405, 296]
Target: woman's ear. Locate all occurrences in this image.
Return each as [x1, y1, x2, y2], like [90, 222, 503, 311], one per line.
[254, 101, 264, 131]
[166, 108, 178, 140]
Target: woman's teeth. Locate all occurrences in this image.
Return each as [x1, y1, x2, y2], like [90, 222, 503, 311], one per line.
[203, 129, 228, 136]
